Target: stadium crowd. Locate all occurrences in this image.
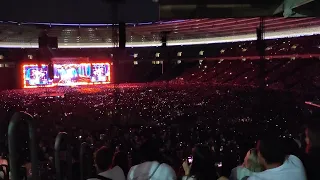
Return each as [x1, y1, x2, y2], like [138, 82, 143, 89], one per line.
[0, 82, 319, 180]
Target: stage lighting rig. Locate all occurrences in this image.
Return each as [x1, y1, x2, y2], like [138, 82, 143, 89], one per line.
[36, 28, 57, 79]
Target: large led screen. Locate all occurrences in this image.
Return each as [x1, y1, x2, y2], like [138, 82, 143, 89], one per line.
[53, 63, 92, 86]
[23, 64, 51, 87]
[91, 63, 110, 83]
[22, 61, 111, 88]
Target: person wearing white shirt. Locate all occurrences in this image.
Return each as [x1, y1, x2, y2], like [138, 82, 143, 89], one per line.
[128, 161, 176, 180]
[88, 146, 126, 180]
[304, 119, 320, 180]
[248, 139, 307, 180]
[127, 140, 176, 180]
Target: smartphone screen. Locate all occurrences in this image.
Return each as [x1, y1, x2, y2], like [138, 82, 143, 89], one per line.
[188, 156, 193, 164]
[215, 162, 222, 167]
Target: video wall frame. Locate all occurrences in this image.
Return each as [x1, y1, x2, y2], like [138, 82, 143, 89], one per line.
[22, 61, 111, 88]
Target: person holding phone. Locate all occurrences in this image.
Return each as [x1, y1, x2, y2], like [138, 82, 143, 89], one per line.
[182, 144, 218, 180]
[228, 148, 264, 180]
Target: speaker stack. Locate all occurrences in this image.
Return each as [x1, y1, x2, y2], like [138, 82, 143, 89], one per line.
[48, 63, 54, 80]
[38, 36, 58, 49]
[119, 22, 126, 49]
[113, 22, 126, 84]
[38, 31, 57, 78]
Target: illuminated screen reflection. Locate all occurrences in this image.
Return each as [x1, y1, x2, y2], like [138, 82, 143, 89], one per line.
[24, 65, 51, 87]
[53, 63, 92, 86]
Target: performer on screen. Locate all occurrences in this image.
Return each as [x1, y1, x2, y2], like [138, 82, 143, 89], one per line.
[29, 69, 45, 85]
[58, 66, 71, 84]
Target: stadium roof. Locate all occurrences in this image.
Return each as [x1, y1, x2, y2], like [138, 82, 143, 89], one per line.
[0, 17, 320, 48]
[0, 0, 319, 24]
[159, 0, 320, 19]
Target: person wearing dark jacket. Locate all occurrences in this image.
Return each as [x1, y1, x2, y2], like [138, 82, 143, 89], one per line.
[87, 146, 125, 180]
[304, 119, 320, 180]
[182, 144, 218, 180]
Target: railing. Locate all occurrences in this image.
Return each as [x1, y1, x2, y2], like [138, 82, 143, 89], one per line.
[8, 112, 39, 180]
[80, 142, 93, 180]
[54, 132, 72, 180]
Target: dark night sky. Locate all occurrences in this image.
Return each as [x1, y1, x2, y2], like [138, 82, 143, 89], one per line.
[0, 0, 159, 23]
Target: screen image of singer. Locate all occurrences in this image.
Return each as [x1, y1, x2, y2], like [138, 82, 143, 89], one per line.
[23, 64, 52, 88]
[91, 63, 110, 83]
[53, 63, 92, 86]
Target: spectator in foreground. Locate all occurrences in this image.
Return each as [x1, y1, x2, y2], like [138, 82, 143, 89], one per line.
[127, 140, 176, 180]
[304, 119, 320, 180]
[229, 148, 263, 180]
[182, 144, 218, 180]
[248, 138, 306, 180]
[111, 151, 129, 178]
[88, 146, 125, 180]
[0, 153, 8, 179]
[0, 153, 7, 166]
